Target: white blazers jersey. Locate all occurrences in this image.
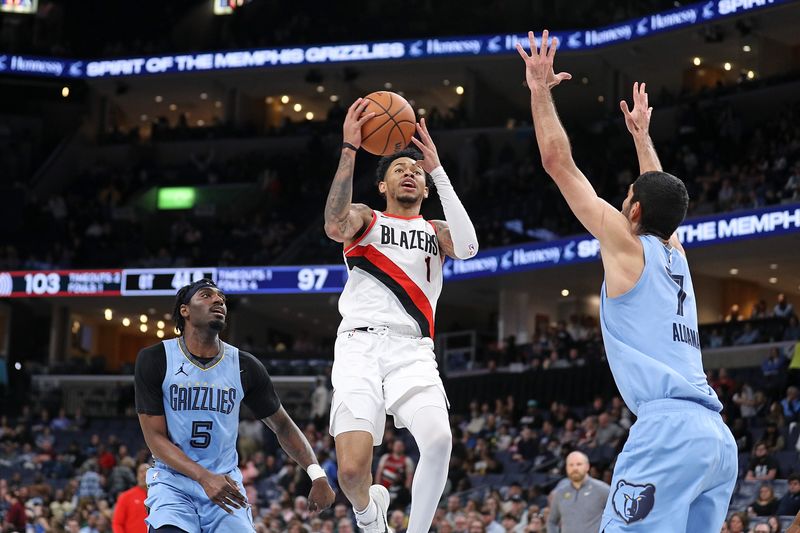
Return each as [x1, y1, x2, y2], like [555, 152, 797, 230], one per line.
[338, 210, 443, 339]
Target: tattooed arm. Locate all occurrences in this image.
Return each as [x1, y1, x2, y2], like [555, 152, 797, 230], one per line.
[324, 98, 375, 243]
[429, 220, 456, 258]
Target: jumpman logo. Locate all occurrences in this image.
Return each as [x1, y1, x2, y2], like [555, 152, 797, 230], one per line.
[175, 362, 189, 377]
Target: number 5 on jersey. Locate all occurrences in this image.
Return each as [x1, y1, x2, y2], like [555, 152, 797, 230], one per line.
[190, 421, 213, 448]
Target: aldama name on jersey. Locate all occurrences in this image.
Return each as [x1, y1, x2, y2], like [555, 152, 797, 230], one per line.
[169, 384, 237, 414]
[672, 322, 700, 350]
[380, 225, 439, 255]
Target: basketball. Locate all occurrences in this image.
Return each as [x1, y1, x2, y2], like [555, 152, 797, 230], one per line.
[360, 91, 416, 156]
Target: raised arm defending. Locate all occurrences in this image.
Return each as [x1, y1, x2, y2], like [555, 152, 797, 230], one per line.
[518, 30, 643, 297]
[620, 82, 686, 255]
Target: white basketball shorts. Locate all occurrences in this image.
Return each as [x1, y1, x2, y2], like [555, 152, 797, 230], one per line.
[329, 327, 449, 445]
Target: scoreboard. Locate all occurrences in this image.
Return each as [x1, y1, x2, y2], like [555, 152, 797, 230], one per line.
[0, 266, 348, 298]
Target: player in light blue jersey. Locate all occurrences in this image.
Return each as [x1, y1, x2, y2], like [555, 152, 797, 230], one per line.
[135, 279, 334, 532]
[518, 31, 737, 532]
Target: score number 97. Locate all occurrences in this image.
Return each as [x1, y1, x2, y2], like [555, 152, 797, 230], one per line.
[297, 268, 328, 291]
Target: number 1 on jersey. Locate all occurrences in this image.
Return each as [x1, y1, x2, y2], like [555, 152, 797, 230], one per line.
[424, 256, 431, 282]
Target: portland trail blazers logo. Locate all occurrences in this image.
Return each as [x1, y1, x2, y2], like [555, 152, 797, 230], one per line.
[175, 362, 189, 377]
[612, 480, 655, 524]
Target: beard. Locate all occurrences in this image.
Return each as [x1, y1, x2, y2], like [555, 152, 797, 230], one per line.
[396, 191, 421, 205]
[568, 471, 584, 482]
[209, 318, 226, 332]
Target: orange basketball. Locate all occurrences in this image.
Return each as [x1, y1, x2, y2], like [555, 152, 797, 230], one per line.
[360, 91, 416, 156]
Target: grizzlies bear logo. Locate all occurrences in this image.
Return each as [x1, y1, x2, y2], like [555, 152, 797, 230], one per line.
[612, 480, 655, 524]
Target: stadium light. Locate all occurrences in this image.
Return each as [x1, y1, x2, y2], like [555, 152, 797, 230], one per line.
[140, 324, 148, 333]
[305, 112, 314, 120]
[293, 103, 302, 112]
[724, 62, 732, 71]
[281, 95, 290, 104]
[157, 330, 165, 338]
[158, 187, 197, 210]
[747, 70, 755, 80]
[157, 321, 165, 329]
[742, 45, 751, 52]
[456, 86, 465, 95]
[561, 289, 570, 297]
[61, 86, 69, 98]
[122, 318, 131, 327]
[769, 277, 778, 284]
[140, 314, 148, 323]
[104, 309, 113, 321]
[692, 57, 701, 66]
[729, 268, 739, 275]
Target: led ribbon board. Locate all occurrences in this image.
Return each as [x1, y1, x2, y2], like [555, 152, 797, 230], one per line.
[0, 0, 792, 79]
[1, 204, 798, 297]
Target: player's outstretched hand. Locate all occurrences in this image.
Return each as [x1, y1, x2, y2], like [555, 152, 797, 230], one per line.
[620, 82, 653, 137]
[199, 472, 248, 514]
[410, 117, 441, 173]
[516, 30, 572, 91]
[307, 478, 336, 513]
[342, 98, 376, 150]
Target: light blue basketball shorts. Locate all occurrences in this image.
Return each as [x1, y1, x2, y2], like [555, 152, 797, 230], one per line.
[600, 399, 738, 533]
[145, 466, 254, 533]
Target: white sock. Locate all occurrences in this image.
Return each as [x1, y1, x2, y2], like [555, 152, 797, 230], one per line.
[406, 406, 452, 533]
[354, 498, 378, 525]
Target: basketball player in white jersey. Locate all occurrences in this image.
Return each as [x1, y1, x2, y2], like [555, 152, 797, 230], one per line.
[323, 98, 479, 533]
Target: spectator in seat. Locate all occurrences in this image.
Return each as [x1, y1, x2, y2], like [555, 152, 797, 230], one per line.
[763, 348, 787, 379]
[748, 483, 779, 516]
[375, 439, 414, 509]
[785, 316, 800, 341]
[595, 412, 625, 448]
[782, 386, 800, 424]
[745, 442, 778, 481]
[2, 489, 27, 532]
[733, 323, 761, 345]
[707, 329, 724, 348]
[512, 427, 538, 462]
[762, 423, 785, 454]
[751, 300, 769, 319]
[727, 512, 748, 533]
[776, 473, 800, 516]
[774, 293, 796, 319]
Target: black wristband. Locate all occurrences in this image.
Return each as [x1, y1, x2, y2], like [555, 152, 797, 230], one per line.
[342, 142, 358, 152]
